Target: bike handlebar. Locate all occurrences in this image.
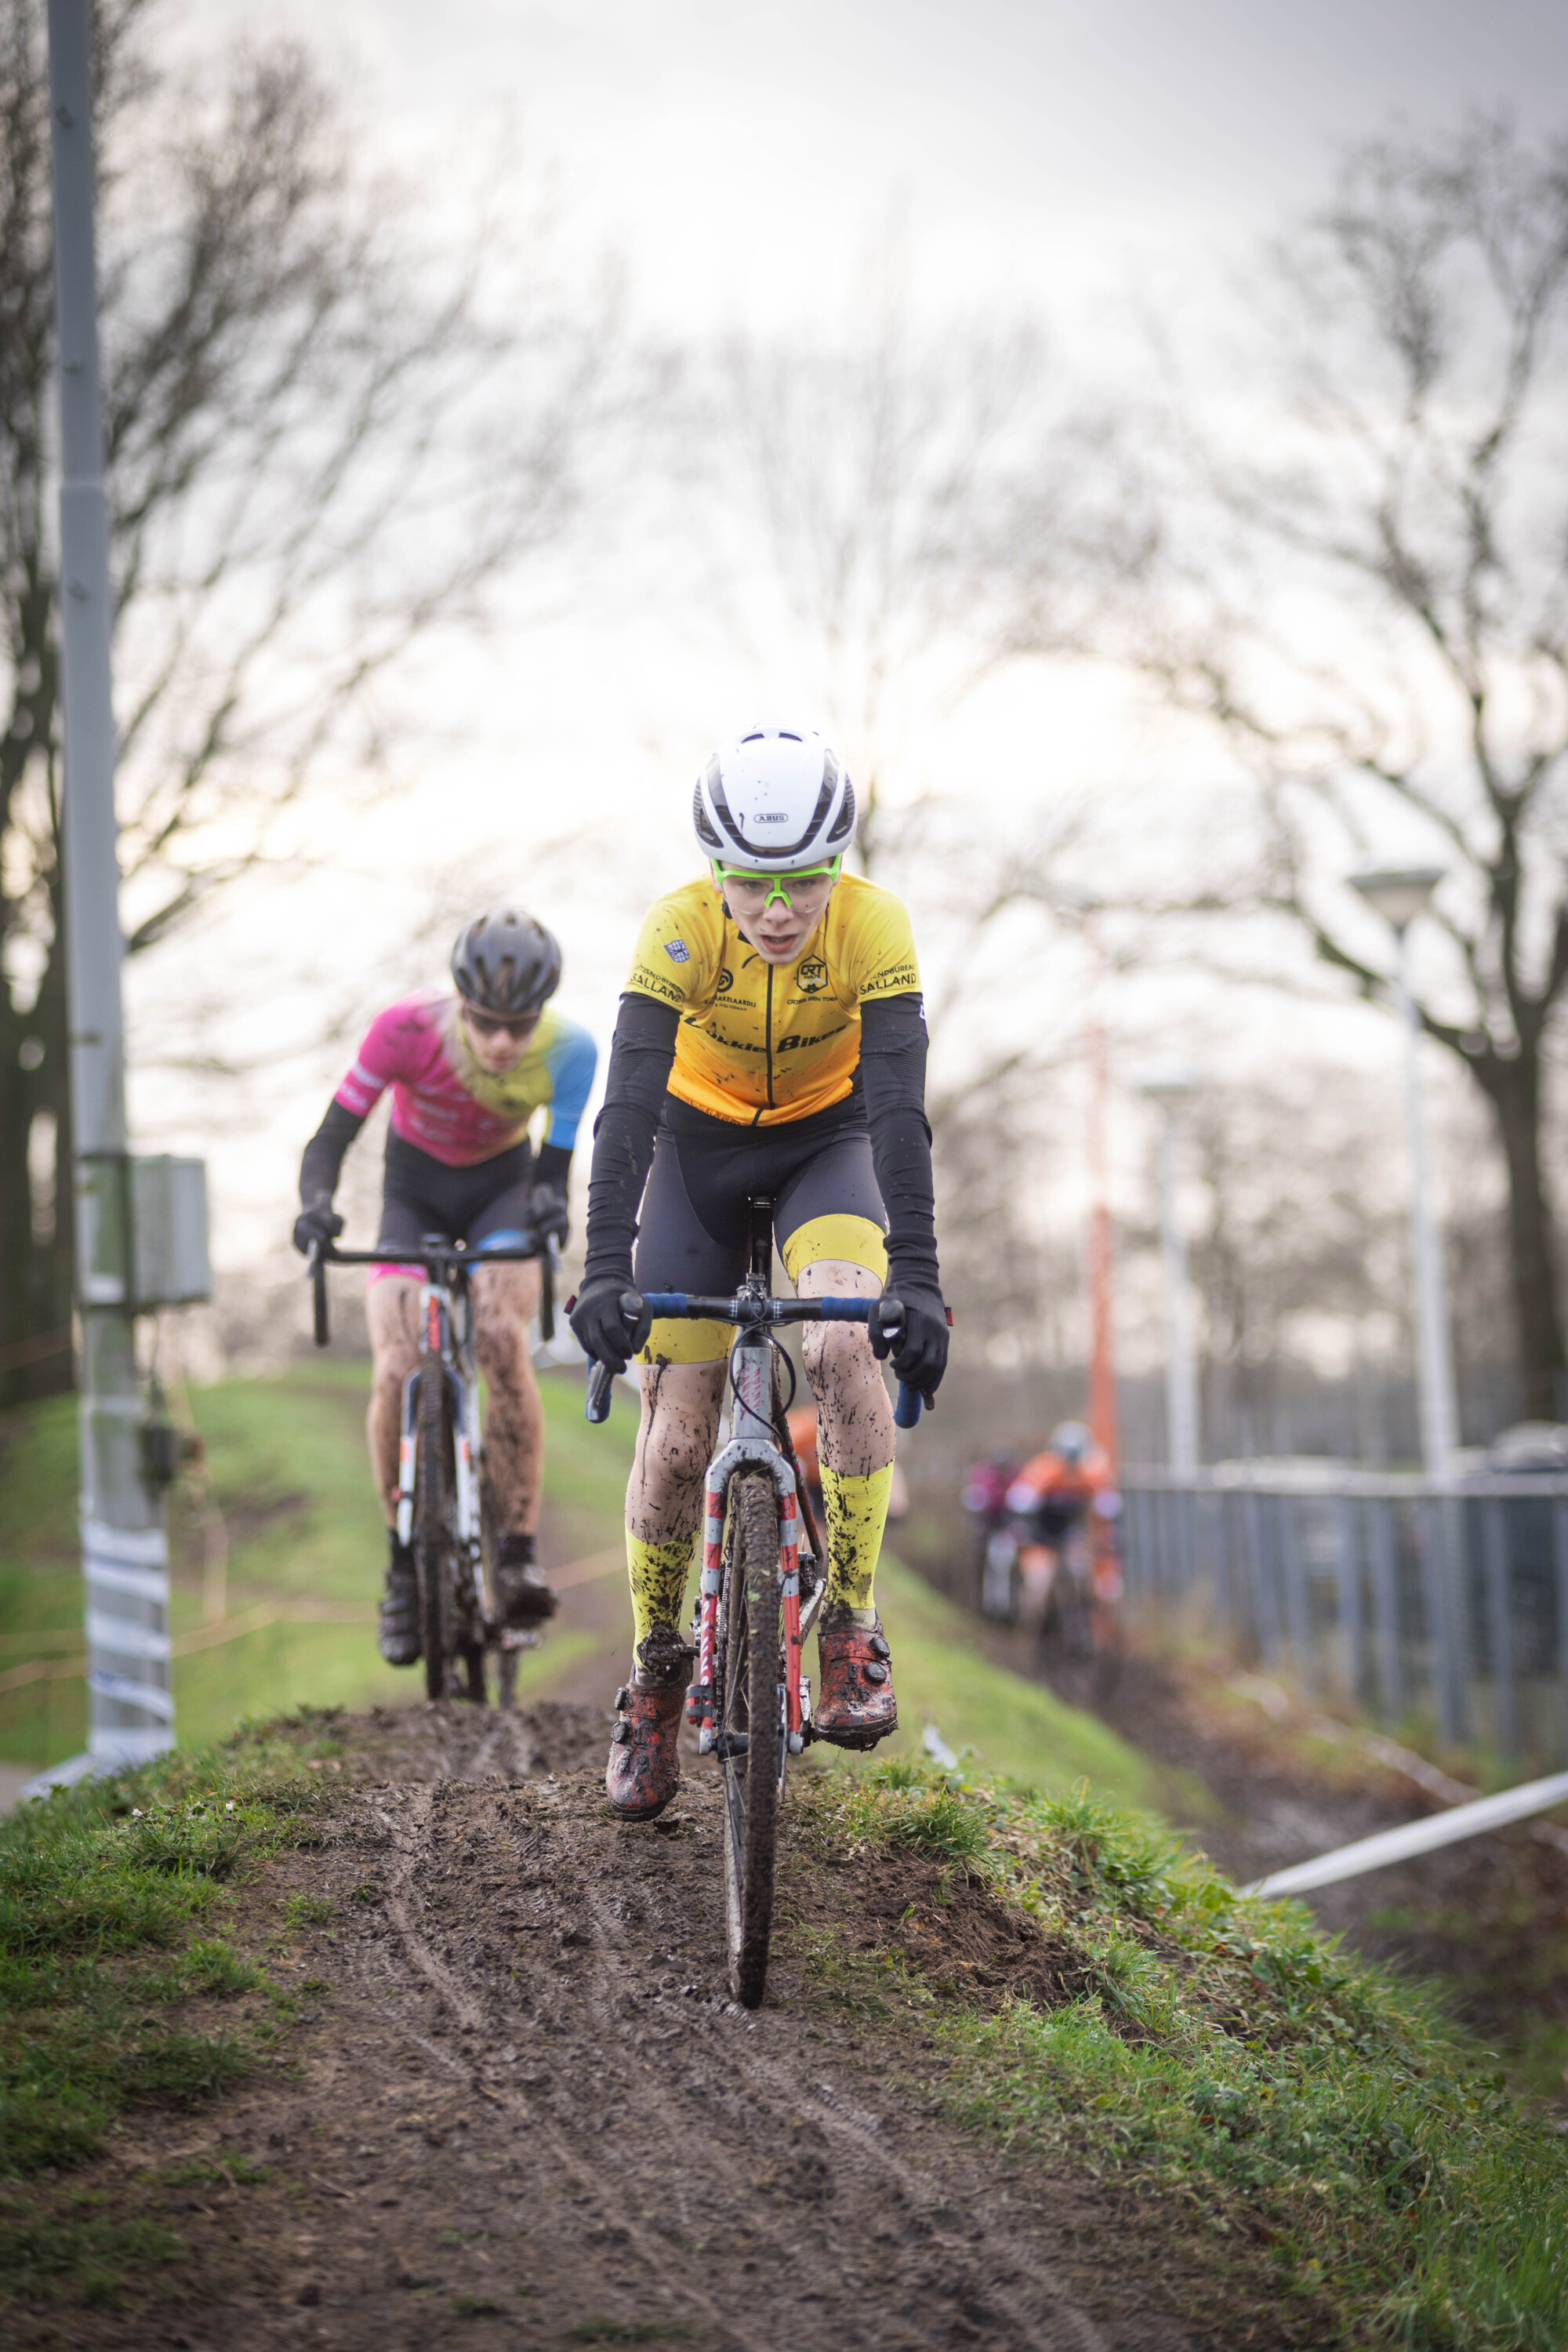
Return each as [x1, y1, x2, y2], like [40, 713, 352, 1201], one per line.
[582, 1290, 925, 1430]
[308, 1233, 557, 1350]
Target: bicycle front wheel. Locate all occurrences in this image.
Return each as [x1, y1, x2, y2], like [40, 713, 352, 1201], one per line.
[414, 1350, 456, 1701]
[720, 1470, 783, 2010]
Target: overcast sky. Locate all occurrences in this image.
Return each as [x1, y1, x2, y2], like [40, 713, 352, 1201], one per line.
[138, 1, 1567, 1306]
[193, 0, 1568, 324]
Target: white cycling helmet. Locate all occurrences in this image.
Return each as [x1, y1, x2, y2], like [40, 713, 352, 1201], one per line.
[692, 725, 857, 875]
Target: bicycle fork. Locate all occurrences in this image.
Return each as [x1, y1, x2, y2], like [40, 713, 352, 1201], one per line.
[688, 1460, 811, 1757]
[395, 1371, 419, 1548]
[393, 1360, 485, 1621]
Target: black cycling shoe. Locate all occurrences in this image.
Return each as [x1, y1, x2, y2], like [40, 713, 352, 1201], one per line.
[496, 1534, 557, 1628]
[498, 1565, 557, 1626]
[379, 1538, 421, 1667]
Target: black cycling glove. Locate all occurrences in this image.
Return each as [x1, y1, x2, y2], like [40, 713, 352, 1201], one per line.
[292, 1202, 344, 1258]
[527, 1181, 570, 1246]
[875, 1271, 949, 1398]
[569, 1275, 652, 1374]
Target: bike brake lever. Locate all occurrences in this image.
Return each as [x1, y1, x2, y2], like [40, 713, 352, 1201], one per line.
[585, 1359, 615, 1425]
[872, 1298, 924, 1429]
[309, 1244, 330, 1349]
[539, 1239, 556, 1346]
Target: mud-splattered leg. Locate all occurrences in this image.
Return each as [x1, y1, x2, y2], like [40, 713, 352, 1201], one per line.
[799, 1258, 895, 1615]
[472, 1260, 544, 1537]
[366, 1279, 422, 1527]
[624, 1359, 725, 1672]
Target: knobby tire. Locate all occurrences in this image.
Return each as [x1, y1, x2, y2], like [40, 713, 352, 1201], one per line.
[415, 1350, 456, 1702]
[720, 1470, 782, 2009]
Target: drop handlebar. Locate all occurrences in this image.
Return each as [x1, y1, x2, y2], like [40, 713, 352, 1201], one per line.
[307, 1234, 557, 1350]
[582, 1290, 925, 1429]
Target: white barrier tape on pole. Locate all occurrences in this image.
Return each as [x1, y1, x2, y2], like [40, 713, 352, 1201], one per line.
[89, 1726, 174, 1767]
[87, 1671, 176, 1722]
[1246, 1769, 1568, 1899]
[86, 1610, 172, 1664]
[82, 1520, 169, 1568]
[85, 1559, 169, 1605]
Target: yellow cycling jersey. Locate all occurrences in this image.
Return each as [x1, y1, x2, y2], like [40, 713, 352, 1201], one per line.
[625, 871, 920, 1125]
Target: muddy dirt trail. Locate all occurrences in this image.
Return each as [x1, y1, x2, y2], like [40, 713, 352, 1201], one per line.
[46, 1703, 1205, 2352]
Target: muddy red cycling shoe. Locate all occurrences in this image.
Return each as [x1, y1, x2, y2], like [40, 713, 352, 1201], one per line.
[605, 1653, 689, 1820]
[815, 1606, 898, 1748]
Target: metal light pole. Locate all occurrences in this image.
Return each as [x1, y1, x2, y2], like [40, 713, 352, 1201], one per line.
[1348, 868, 1460, 1477]
[1083, 911, 1120, 1480]
[1134, 1069, 1200, 1475]
[46, 0, 174, 1775]
[1350, 864, 1466, 1740]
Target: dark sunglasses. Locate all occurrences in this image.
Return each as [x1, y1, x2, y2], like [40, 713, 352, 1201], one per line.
[463, 1007, 539, 1040]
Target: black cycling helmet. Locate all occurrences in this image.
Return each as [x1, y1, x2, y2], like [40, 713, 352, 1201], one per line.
[450, 909, 562, 1016]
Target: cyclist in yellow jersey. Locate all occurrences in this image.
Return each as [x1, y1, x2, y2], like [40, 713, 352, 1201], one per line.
[571, 725, 949, 1820]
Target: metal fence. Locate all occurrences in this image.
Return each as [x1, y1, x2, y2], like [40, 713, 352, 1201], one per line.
[1121, 1466, 1568, 1766]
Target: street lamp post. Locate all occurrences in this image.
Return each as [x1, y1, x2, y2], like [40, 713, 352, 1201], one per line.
[1348, 868, 1460, 1477]
[1349, 865, 1467, 1740]
[45, 0, 173, 1778]
[1134, 1069, 1200, 1475]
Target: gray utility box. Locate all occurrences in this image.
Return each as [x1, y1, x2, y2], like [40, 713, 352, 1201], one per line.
[131, 1156, 211, 1308]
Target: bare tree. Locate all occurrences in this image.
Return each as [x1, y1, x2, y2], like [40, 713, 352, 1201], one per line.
[698, 263, 1142, 869]
[1069, 118, 1568, 1417]
[0, 0, 621, 1402]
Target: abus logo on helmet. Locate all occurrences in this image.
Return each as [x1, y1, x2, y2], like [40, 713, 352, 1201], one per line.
[751, 811, 788, 824]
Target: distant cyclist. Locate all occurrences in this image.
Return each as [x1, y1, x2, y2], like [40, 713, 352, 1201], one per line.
[570, 725, 948, 1820]
[1006, 1420, 1123, 1631]
[292, 911, 597, 1664]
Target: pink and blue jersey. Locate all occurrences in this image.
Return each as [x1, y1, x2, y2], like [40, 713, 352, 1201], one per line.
[335, 991, 597, 1167]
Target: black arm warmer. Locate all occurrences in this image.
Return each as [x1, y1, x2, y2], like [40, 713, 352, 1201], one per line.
[582, 994, 679, 1283]
[299, 1100, 365, 1207]
[535, 1141, 573, 1191]
[860, 993, 941, 1289]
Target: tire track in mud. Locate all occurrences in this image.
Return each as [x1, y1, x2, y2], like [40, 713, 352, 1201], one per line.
[37, 1704, 1196, 2352]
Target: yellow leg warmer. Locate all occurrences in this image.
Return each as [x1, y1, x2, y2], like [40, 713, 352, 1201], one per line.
[628, 1533, 698, 1650]
[819, 1463, 894, 1616]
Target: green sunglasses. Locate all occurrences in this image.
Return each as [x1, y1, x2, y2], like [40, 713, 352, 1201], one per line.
[713, 857, 841, 910]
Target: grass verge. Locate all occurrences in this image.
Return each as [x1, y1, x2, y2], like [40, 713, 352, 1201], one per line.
[0, 1720, 330, 2186]
[797, 1760, 1568, 2351]
[853, 1552, 1182, 1814]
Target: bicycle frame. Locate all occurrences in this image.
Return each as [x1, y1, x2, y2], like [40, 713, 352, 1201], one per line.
[393, 1270, 487, 1632]
[310, 1232, 555, 1653]
[584, 1198, 924, 1754]
[690, 1208, 811, 1762]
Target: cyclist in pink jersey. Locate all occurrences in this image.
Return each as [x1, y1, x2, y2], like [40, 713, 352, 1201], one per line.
[293, 910, 597, 1664]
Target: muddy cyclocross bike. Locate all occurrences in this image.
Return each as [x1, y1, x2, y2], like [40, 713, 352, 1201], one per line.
[310, 1231, 557, 1710]
[583, 1194, 924, 2009]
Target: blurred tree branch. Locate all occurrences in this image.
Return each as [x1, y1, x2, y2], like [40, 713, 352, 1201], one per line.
[0, 0, 625, 1398]
[1014, 118, 1568, 1416]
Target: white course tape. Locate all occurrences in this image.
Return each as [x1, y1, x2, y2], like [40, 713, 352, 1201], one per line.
[1247, 1769, 1568, 1900]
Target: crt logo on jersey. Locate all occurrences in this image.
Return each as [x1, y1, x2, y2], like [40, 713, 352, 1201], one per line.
[796, 956, 828, 995]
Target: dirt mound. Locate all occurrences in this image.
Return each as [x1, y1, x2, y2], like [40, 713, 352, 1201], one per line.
[9, 1707, 1226, 2352]
[274, 1697, 612, 1788]
[840, 1851, 1098, 2013]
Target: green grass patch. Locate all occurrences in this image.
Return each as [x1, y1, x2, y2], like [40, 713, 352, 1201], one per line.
[282, 1891, 334, 1931]
[801, 1763, 1568, 2350]
[824, 1553, 1171, 1814]
[0, 1364, 637, 1765]
[0, 1726, 325, 2176]
[0, 2206, 184, 2309]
